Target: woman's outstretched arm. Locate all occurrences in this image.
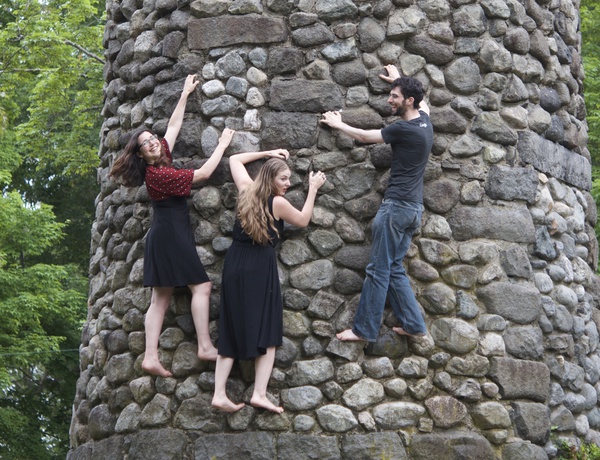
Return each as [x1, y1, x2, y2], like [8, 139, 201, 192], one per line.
[272, 171, 327, 227]
[192, 128, 235, 183]
[163, 74, 200, 149]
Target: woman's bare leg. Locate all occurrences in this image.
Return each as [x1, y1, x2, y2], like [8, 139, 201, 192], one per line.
[189, 282, 218, 361]
[250, 347, 283, 413]
[212, 355, 244, 412]
[142, 287, 174, 377]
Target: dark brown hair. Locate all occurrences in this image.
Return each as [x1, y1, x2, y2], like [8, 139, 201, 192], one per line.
[109, 128, 171, 187]
[391, 77, 424, 109]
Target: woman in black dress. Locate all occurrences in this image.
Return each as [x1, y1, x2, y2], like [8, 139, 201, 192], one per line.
[212, 150, 327, 413]
[110, 74, 234, 377]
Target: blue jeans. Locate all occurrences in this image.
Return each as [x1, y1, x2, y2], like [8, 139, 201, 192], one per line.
[352, 199, 427, 341]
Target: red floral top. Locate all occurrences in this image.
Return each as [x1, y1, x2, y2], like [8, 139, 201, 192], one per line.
[144, 139, 193, 201]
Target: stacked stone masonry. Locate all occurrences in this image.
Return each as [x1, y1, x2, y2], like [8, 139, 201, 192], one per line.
[69, 0, 600, 458]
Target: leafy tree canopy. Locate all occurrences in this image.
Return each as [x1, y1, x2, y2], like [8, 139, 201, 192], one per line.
[582, 0, 600, 161]
[0, 1, 105, 457]
[0, 0, 104, 176]
[581, 0, 600, 243]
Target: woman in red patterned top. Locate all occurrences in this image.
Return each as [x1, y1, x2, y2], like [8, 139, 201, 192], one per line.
[110, 74, 234, 377]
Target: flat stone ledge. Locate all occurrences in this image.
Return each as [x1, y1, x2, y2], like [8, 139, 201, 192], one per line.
[487, 357, 550, 402]
[189, 15, 287, 49]
[517, 131, 591, 190]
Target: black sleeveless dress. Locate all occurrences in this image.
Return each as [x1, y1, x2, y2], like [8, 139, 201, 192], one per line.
[141, 138, 209, 288]
[217, 197, 284, 359]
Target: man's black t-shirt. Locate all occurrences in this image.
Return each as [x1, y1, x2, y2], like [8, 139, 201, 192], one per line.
[380, 110, 433, 204]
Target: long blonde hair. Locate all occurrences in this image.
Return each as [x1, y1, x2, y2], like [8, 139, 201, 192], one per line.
[237, 158, 289, 245]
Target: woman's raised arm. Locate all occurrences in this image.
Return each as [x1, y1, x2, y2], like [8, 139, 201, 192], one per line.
[229, 149, 289, 192]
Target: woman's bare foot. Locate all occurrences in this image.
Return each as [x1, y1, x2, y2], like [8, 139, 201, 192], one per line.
[142, 357, 173, 378]
[212, 396, 245, 413]
[336, 329, 365, 341]
[392, 326, 426, 338]
[198, 344, 218, 361]
[250, 395, 284, 414]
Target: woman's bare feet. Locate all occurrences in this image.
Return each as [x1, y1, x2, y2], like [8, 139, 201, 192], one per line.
[250, 395, 284, 414]
[198, 344, 219, 361]
[392, 326, 426, 338]
[142, 357, 173, 378]
[336, 329, 365, 341]
[212, 396, 245, 413]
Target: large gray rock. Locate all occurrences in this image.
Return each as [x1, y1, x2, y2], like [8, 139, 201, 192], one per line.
[517, 131, 591, 190]
[471, 112, 518, 145]
[488, 358, 550, 402]
[372, 402, 425, 429]
[444, 57, 481, 94]
[341, 433, 407, 459]
[476, 282, 541, 324]
[430, 318, 479, 354]
[471, 401, 511, 429]
[291, 24, 335, 48]
[485, 165, 538, 203]
[502, 441, 548, 460]
[410, 431, 496, 459]
[342, 378, 385, 410]
[129, 429, 188, 460]
[287, 357, 335, 386]
[503, 325, 544, 360]
[262, 112, 318, 149]
[188, 15, 287, 49]
[448, 204, 535, 242]
[276, 434, 340, 460]
[88, 404, 117, 440]
[405, 34, 454, 65]
[511, 402, 551, 445]
[315, 405, 358, 432]
[195, 432, 275, 460]
[270, 80, 343, 112]
[424, 396, 467, 428]
[289, 260, 334, 290]
[281, 386, 323, 411]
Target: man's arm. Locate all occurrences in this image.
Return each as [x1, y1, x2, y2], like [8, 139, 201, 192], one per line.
[319, 111, 384, 144]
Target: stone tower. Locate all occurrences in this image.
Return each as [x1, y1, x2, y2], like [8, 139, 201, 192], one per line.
[68, 0, 600, 459]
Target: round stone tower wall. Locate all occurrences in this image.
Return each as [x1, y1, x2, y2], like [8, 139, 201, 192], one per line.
[69, 0, 600, 459]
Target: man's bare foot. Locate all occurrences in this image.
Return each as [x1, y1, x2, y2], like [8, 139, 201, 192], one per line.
[212, 396, 245, 413]
[142, 358, 173, 378]
[250, 395, 284, 414]
[198, 344, 218, 361]
[336, 329, 365, 342]
[392, 326, 426, 338]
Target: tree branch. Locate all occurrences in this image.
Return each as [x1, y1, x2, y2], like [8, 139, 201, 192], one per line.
[64, 40, 105, 65]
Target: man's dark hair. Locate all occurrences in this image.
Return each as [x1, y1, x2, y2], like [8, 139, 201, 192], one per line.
[391, 77, 424, 109]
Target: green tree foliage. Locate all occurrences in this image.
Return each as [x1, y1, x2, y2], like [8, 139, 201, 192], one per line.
[556, 439, 600, 459]
[1, 0, 104, 269]
[0, 0, 104, 175]
[0, 184, 88, 458]
[582, 0, 600, 235]
[0, 0, 105, 457]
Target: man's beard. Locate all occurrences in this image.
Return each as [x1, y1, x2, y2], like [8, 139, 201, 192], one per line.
[394, 104, 407, 117]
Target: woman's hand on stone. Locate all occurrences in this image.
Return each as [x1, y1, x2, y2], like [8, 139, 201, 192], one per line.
[309, 170, 326, 190]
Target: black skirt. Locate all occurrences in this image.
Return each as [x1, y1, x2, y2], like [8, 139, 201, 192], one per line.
[143, 196, 210, 287]
[217, 239, 283, 360]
